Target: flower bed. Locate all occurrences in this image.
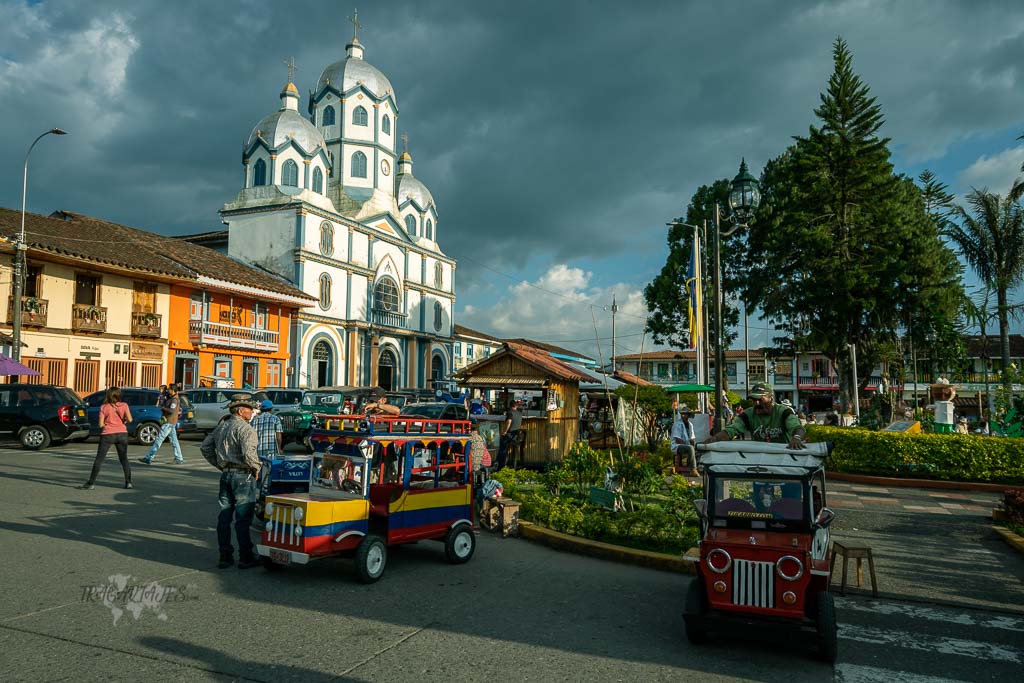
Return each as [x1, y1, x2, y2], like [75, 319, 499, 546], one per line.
[490, 442, 701, 555]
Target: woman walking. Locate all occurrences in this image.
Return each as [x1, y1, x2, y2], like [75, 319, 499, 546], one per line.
[80, 387, 134, 490]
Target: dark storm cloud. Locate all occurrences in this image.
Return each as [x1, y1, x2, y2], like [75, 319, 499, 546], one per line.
[1, 0, 1022, 290]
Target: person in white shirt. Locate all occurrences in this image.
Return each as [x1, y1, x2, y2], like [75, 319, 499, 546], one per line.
[671, 405, 698, 475]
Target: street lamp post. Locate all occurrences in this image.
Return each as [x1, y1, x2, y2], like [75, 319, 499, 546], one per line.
[848, 342, 860, 421]
[12, 128, 67, 362]
[711, 160, 760, 433]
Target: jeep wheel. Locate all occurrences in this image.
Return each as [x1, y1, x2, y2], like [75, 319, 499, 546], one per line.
[354, 536, 387, 583]
[444, 524, 476, 564]
[136, 422, 162, 446]
[815, 591, 838, 664]
[683, 578, 709, 644]
[20, 425, 51, 450]
[260, 557, 285, 572]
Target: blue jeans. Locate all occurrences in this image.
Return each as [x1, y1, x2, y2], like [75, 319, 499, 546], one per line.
[217, 471, 258, 556]
[145, 422, 183, 462]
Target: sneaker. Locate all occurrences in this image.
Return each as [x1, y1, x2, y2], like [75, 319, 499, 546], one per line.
[172, 460, 185, 465]
[137, 458, 151, 465]
[78, 483, 95, 490]
[124, 482, 134, 489]
[237, 555, 261, 570]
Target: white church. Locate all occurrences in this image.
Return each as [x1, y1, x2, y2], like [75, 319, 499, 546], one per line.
[207, 28, 455, 391]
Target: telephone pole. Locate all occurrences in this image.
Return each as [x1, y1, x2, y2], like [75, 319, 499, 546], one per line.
[610, 295, 619, 371]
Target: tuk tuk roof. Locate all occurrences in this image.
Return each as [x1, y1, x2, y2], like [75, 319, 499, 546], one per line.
[697, 441, 829, 475]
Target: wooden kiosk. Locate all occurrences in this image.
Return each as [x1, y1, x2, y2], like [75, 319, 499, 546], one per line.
[455, 342, 596, 466]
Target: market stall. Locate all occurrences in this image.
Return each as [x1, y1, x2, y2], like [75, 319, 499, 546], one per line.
[455, 342, 597, 466]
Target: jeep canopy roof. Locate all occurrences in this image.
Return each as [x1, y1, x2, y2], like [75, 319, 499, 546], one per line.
[697, 441, 830, 475]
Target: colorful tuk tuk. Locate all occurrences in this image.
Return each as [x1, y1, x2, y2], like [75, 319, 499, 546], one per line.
[255, 413, 477, 582]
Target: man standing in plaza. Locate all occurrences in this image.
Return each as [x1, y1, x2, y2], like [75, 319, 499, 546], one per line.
[706, 383, 806, 448]
[138, 383, 183, 464]
[201, 394, 261, 569]
[497, 398, 524, 470]
[671, 405, 697, 475]
[251, 399, 283, 460]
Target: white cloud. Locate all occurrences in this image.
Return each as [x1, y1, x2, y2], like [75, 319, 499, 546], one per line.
[957, 146, 1024, 197]
[457, 263, 659, 362]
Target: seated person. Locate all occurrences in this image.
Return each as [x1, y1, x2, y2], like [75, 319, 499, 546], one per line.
[364, 395, 401, 416]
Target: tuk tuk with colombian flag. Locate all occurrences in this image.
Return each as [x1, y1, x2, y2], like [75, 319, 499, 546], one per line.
[255, 412, 477, 582]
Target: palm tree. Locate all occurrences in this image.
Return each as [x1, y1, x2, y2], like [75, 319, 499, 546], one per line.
[960, 289, 997, 417]
[946, 188, 1024, 389]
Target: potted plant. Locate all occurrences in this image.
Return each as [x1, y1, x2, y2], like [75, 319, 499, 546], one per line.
[23, 297, 40, 314]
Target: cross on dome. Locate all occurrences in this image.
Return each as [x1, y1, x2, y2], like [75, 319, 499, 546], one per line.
[401, 132, 409, 153]
[283, 56, 297, 83]
[348, 8, 363, 41]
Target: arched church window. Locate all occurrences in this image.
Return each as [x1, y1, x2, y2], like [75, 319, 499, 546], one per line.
[382, 114, 391, 135]
[319, 221, 334, 256]
[433, 301, 443, 331]
[374, 277, 399, 312]
[434, 262, 443, 288]
[313, 167, 324, 194]
[253, 159, 267, 187]
[404, 214, 417, 236]
[318, 273, 332, 310]
[351, 151, 367, 178]
[352, 106, 368, 126]
[426, 219, 434, 240]
[322, 105, 336, 126]
[282, 160, 299, 187]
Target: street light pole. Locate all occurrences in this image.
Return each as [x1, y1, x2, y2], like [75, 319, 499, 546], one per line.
[12, 128, 67, 362]
[849, 342, 860, 421]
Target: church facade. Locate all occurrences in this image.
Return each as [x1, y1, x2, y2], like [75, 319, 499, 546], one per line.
[218, 34, 455, 391]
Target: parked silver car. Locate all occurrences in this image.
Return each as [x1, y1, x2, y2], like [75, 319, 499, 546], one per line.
[180, 388, 232, 430]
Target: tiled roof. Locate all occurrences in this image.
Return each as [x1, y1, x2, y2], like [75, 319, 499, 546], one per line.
[502, 337, 596, 363]
[964, 334, 1024, 358]
[611, 369, 653, 386]
[504, 342, 600, 382]
[453, 323, 500, 341]
[0, 209, 313, 301]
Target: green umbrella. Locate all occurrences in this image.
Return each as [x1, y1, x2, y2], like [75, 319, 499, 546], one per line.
[664, 383, 714, 393]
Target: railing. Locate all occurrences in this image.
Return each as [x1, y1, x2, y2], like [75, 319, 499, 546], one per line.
[798, 375, 839, 387]
[7, 296, 48, 327]
[71, 304, 108, 333]
[130, 312, 162, 338]
[188, 319, 279, 351]
[371, 308, 408, 329]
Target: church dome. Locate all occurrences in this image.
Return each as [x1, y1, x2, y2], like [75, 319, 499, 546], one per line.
[397, 174, 434, 210]
[315, 39, 396, 104]
[247, 85, 326, 153]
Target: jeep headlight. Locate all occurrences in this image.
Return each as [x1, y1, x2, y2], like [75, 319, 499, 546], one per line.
[265, 502, 274, 516]
[292, 507, 304, 522]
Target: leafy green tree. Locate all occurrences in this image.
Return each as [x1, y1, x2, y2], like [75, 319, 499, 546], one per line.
[614, 385, 673, 450]
[741, 38, 962, 411]
[946, 188, 1024, 389]
[644, 180, 741, 352]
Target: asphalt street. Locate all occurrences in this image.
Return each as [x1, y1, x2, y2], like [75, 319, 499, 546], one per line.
[0, 437, 1021, 682]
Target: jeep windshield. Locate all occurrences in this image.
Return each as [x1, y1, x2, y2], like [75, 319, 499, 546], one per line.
[400, 404, 448, 419]
[711, 476, 807, 530]
[301, 393, 344, 408]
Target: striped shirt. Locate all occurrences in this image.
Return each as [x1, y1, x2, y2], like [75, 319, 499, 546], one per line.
[250, 412, 283, 458]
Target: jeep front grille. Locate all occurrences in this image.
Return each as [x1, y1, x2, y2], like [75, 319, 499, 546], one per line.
[733, 559, 775, 608]
[268, 505, 301, 547]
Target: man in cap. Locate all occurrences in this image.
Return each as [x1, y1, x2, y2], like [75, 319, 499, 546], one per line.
[138, 383, 184, 465]
[200, 393, 262, 569]
[670, 405, 698, 474]
[251, 398, 283, 460]
[706, 383, 806, 448]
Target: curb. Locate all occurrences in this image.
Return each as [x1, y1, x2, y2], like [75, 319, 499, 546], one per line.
[828, 471, 1017, 493]
[993, 526, 1024, 556]
[517, 521, 695, 575]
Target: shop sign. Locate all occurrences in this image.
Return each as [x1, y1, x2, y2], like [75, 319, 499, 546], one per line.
[130, 342, 164, 361]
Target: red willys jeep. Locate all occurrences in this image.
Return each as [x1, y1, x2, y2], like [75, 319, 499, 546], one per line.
[684, 441, 838, 662]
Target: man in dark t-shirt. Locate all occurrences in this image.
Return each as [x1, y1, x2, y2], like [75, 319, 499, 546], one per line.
[496, 399, 524, 470]
[706, 383, 806, 448]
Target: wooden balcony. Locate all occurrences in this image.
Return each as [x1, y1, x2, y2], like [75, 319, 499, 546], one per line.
[71, 303, 107, 333]
[131, 312, 162, 338]
[7, 296, 48, 327]
[189, 319, 279, 351]
[372, 308, 408, 329]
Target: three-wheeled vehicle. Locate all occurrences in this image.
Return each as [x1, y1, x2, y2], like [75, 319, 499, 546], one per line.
[684, 441, 838, 662]
[255, 413, 478, 582]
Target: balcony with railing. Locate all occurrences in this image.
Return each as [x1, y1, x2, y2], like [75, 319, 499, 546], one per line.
[371, 307, 408, 329]
[131, 312, 163, 338]
[7, 296, 48, 327]
[798, 374, 840, 388]
[71, 304, 107, 333]
[188, 319, 279, 351]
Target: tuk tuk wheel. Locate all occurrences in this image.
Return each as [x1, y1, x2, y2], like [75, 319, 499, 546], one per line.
[683, 577, 708, 644]
[260, 557, 284, 572]
[815, 591, 838, 663]
[354, 536, 387, 583]
[444, 524, 476, 564]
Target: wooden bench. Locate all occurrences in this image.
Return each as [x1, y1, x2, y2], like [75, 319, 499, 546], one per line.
[830, 541, 878, 597]
[482, 497, 520, 537]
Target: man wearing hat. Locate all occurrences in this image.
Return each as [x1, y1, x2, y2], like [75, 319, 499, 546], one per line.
[707, 383, 806, 448]
[251, 398, 283, 460]
[670, 405, 697, 474]
[200, 393, 262, 569]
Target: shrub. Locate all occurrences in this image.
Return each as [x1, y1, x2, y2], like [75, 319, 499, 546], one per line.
[561, 442, 609, 497]
[804, 426, 1024, 484]
[1004, 489, 1024, 525]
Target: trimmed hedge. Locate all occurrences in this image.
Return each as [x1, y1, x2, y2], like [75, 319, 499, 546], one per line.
[805, 426, 1024, 484]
